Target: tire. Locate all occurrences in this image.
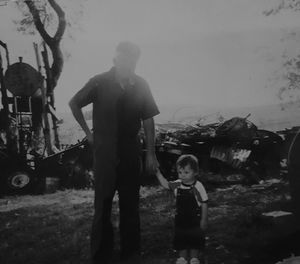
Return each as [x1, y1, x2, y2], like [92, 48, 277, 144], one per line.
[5, 169, 35, 194]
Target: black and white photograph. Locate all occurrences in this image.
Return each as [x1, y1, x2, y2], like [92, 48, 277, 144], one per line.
[1, 1, 300, 263]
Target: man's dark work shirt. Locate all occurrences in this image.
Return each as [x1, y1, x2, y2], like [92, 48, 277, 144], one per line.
[72, 67, 159, 154]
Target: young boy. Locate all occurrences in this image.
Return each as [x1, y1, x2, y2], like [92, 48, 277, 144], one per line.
[156, 154, 208, 264]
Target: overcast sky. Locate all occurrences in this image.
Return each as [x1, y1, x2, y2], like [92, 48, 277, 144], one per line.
[1, 0, 300, 113]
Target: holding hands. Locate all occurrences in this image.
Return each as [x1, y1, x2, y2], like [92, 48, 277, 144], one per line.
[145, 151, 159, 176]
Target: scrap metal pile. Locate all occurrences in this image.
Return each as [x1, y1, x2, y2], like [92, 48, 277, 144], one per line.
[155, 115, 285, 184]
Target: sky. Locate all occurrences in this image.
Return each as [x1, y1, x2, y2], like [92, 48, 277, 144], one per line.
[1, 0, 300, 114]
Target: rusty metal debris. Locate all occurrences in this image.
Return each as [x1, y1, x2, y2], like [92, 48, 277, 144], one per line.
[155, 115, 285, 184]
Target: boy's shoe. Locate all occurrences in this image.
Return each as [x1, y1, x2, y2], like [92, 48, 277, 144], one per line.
[176, 257, 188, 264]
[190, 257, 200, 264]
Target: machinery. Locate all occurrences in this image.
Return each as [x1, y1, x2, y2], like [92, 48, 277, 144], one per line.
[0, 41, 44, 195]
[0, 41, 93, 195]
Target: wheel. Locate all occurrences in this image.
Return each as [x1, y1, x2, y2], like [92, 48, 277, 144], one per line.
[5, 169, 35, 194]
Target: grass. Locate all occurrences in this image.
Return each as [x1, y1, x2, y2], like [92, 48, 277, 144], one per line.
[0, 179, 297, 264]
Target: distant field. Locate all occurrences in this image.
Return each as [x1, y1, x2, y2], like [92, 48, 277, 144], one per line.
[58, 102, 300, 145]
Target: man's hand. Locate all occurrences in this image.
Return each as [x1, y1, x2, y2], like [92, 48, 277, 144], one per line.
[145, 151, 159, 176]
[200, 219, 208, 231]
[142, 117, 158, 176]
[86, 131, 93, 146]
[69, 97, 93, 147]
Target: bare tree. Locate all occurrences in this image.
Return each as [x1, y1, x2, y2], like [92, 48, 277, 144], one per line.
[13, 0, 85, 89]
[27, 0, 66, 89]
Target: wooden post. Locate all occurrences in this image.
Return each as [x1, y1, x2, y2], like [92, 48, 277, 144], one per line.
[0, 40, 10, 67]
[41, 42, 60, 149]
[33, 42, 52, 155]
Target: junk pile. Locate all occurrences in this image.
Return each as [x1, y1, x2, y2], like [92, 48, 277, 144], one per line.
[155, 114, 284, 184]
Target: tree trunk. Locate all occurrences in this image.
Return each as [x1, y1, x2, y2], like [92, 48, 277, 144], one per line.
[25, 0, 66, 90]
[33, 42, 53, 155]
[41, 43, 60, 149]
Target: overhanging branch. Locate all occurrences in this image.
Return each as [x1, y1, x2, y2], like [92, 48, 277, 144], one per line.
[24, 0, 53, 45]
[25, 0, 66, 90]
[48, 0, 66, 42]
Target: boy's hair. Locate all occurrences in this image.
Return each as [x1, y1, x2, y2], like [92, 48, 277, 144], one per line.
[176, 154, 199, 173]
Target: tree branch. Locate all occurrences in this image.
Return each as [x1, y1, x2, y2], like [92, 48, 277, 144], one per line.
[48, 0, 66, 42]
[48, 43, 64, 88]
[47, 0, 66, 87]
[24, 0, 53, 45]
[24, 0, 66, 90]
[25, 0, 66, 89]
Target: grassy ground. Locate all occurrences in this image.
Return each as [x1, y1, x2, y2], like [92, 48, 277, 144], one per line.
[0, 179, 296, 264]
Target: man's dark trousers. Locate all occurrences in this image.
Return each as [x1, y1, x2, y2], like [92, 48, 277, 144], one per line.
[91, 141, 142, 264]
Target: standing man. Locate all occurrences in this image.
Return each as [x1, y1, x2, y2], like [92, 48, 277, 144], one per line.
[69, 42, 159, 264]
